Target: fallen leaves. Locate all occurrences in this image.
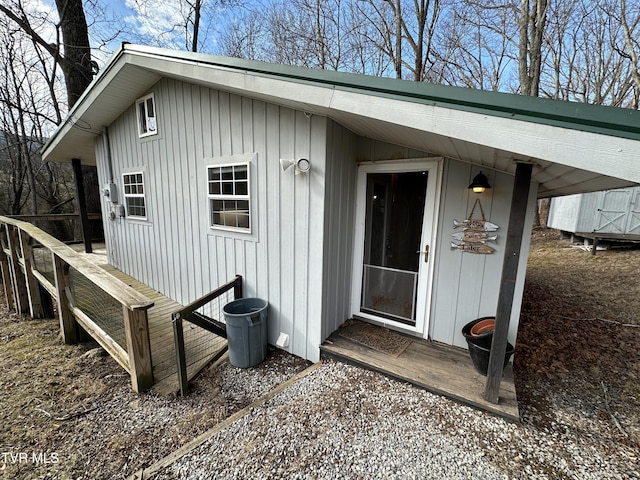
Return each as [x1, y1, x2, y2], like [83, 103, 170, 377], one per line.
[515, 229, 640, 450]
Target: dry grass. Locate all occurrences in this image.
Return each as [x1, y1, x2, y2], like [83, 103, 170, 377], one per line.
[515, 229, 640, 450]
[0, 299, 309, 480]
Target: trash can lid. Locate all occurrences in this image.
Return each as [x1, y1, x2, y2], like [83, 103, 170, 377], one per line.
[223, 298, 268, 316]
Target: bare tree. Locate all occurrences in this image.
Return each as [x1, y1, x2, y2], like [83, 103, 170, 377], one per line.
[1, 0, 95, 108]
[612, 0, 640, 108]
[435, 0, 514, 90]
[344, 0, 393, 75]
[354, 0, 444, 81]
[1, 0, 102, 241]
[261, 0, 349, 70]
[220, 9, 268, 59]
[550, 0, 636, 107]
[538, 0, 580, 100]
[0, 17, 74, 237]
[360, 0, 403, 78]
[0, 16, 43, 214]
[125, 0, 239, 53]
[517, 0, 549, 96]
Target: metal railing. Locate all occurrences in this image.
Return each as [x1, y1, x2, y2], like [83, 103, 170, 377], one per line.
[0, 216, 155, 392]
[172, 275, 243, 395]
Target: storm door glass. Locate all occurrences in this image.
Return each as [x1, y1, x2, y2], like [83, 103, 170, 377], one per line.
[361, 172, 428, 325]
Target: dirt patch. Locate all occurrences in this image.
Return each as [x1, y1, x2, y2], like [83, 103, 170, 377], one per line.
[514, 229, 640, 451]
[0, 300, 310, 480]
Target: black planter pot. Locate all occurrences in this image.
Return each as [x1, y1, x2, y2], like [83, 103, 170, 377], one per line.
[465, 339, 514, 376]
[462, 317, 514, 376]
[462, 316, 495, 345]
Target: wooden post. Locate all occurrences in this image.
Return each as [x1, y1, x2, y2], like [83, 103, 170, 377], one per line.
[72, 158, 93, 254]
[6, 226, 29, 313]
[124, 306, 153, 392]
[485, 162, 533, 404]
[172, 314, 189, 396]
[18, 230, 45, 318]
[0, 243, 15, 310]
[52, 253, 78, 344]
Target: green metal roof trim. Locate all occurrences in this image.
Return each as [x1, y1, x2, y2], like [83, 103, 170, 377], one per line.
[126, 44, 640, 142]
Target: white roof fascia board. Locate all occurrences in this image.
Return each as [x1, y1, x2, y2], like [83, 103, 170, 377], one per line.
[126, 53, 336, 112]
[41, 47, 126, 162]
[42, 45, 640, 196]
[128, 51, 640, 185]
[326, 89, 640, 184]
[42, 49, 161, 164]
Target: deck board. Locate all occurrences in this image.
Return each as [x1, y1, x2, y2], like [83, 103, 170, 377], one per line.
[100, 264, 227, 393]
[321, 327, 519, 421]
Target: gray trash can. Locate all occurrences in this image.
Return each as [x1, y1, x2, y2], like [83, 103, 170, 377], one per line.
[223, 298, 268, 368]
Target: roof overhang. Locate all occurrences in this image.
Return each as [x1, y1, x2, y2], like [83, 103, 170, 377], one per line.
[42, 44, 640, 198]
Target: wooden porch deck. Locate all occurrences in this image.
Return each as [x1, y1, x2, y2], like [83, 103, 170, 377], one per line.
[320, 321, 519, 421]
[74, 246, 226, 394]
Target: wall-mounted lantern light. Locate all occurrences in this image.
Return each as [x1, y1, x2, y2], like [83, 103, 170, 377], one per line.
[468, 171, 491, 194]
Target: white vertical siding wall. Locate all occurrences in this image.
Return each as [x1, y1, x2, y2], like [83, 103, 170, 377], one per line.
[95, 77, 538, 361]
[320, 120, 358, 340]
[95, 78, 327, 362]
[573, 192, 602, 232]
[430, 159, 537, 348]
[320, 136, 536, 350]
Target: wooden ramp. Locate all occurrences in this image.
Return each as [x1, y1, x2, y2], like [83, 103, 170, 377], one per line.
[101, 265, 227, 394]
[321, 320, 519, 422]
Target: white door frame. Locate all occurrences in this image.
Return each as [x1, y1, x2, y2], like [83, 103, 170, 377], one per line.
[350, 158, 443, 337]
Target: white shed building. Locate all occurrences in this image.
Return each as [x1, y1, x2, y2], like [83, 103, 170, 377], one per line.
[41, 44, 640, 404]
[549, 187, 640, 238]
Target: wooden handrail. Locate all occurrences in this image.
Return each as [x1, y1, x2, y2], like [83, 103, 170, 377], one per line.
[173, 275, 242, 321]
[0, 216, 153, 311]
[7, 213, 102, 221]
[0, 216, 155, 392]
[172, 275, 242, 395]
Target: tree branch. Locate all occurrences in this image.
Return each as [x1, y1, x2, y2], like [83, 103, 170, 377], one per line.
[0, 5, 62, 63]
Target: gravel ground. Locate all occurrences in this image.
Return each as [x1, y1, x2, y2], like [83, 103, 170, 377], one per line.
[153, 361, 638, 480]
[4, 233, 639, 479]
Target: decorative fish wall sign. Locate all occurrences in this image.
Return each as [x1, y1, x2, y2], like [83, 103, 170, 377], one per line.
[451, 198, 499, 254]
[450, 242, 496, 254]
[451, 231, 498, 243]
[452, 219, 500, 232]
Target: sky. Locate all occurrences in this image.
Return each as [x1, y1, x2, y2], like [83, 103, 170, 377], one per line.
[33, 0, 230, 61]
[89, 0, 235, 56]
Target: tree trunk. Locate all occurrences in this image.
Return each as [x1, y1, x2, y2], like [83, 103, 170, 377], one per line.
[538, 197, 550, 228]
[394, 0, 402, 78]
[620, 0, 640, 109]
[192, 0, 202, 52]
[55, 0, 94, 108]
[54, 0, 103, 241]
[518, 0, 548, 97]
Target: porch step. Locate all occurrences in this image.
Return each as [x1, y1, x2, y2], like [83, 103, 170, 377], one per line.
[321, 323, 519, 422]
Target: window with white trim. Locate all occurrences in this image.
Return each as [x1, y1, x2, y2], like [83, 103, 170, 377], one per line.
[207, 163, 250, 231]
[136, 93, 157, 137]
[123, 172, 147, 218]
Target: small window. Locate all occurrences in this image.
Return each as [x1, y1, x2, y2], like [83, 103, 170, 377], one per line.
[123, 172, 147, 218]
[207, 163, 250, 231]
[136, 93, 157, 137]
